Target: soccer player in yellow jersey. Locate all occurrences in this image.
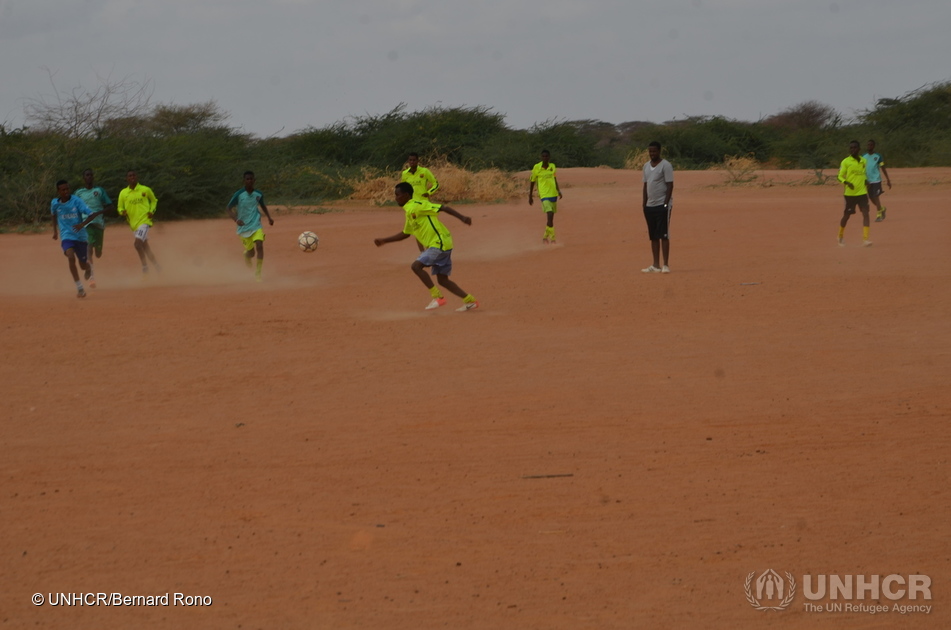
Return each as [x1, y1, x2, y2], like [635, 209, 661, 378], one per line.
[528, 149, 563, 244]
[374, 182, 479, 312]
[117, 170, 161, 274]
[401, 153, 439, 201]
[836, 141, 872, 247]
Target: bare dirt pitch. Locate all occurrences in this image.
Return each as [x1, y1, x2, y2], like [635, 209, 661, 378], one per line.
[2, 168, 949, 629]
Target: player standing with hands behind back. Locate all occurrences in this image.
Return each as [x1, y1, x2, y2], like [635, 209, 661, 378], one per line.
[117, 170, 161, 277]
[641, 141, 674, 273]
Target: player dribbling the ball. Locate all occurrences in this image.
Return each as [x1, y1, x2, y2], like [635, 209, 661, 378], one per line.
[226, 170, 274, 282]
[374, 182, 479, 312]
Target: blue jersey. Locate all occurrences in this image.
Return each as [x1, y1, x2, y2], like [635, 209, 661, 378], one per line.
[51, 195, 93, 242]
[227, 188, 265, 236]
[74, 186, 112, 228]
[863, 152, 885, 183]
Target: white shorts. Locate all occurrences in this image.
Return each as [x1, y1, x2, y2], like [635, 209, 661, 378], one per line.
[133, 224, 151, 241]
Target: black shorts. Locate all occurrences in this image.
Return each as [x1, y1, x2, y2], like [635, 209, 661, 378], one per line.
[867, 182, 884, 198]
[643, 204, 671, 240]
[843, 195, 869, 215]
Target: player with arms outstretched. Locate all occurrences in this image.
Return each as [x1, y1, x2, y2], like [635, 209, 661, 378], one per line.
[374, 182, 479, 312]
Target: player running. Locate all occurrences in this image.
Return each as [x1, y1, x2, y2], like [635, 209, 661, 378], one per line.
[226, 171, 274, 282]
[73, 168, 113, 288]
[374, 182, 479, 312]
[50, 180, 94, 298]
[117, 170, 160, 277]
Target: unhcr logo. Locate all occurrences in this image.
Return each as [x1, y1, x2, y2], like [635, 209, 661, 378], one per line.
[744, 569, 796, 611]
[744, 570, 934, 614]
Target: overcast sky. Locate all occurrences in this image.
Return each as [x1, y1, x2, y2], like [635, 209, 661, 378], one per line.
[2, 0, 949, 138]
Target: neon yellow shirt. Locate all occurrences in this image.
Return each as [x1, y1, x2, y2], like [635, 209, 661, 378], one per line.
[837, 156, 868, 196]
[117, 184, 158, 230]
[402, 199, 453, 251]
[401, 166, 439, 200]
[531, 162, 559, 199]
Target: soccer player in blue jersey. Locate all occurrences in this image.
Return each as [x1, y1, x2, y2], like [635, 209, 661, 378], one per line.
[73, 168, 113, 288]
[51, 180, 94, 298]
[226, 171, 274, 282]
[863, 140, 892, 222]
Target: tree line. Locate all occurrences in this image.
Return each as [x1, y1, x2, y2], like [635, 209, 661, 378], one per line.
[2, 79, 949, 226]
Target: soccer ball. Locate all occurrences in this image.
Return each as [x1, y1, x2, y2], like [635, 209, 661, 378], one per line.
[298, 231, 319, 252]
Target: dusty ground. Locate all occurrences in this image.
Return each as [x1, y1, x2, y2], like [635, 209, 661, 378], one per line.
[2, 168, 949, 629]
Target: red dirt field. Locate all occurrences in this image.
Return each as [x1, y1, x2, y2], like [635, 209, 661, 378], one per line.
[2, 168, 950, 629]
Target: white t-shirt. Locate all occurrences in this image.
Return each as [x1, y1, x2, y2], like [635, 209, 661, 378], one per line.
[643, 159, 674, 207]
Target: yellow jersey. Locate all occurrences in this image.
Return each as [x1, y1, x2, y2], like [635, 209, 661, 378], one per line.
[401, 166, 439, 200]
[402, 199, 453, 251]
[117, 184, 158, 230]
[837, 156, 868, 196]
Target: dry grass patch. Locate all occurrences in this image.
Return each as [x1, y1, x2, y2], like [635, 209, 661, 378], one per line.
[346, 155, 523, 206]
[624, 149, 651, 170]
[710, 154, 761, 185]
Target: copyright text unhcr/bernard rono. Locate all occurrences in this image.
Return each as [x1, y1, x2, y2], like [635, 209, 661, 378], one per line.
[33, 592, 212, 607]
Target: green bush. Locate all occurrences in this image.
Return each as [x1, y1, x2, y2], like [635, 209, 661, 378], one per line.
[5, 83, 951, 226]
